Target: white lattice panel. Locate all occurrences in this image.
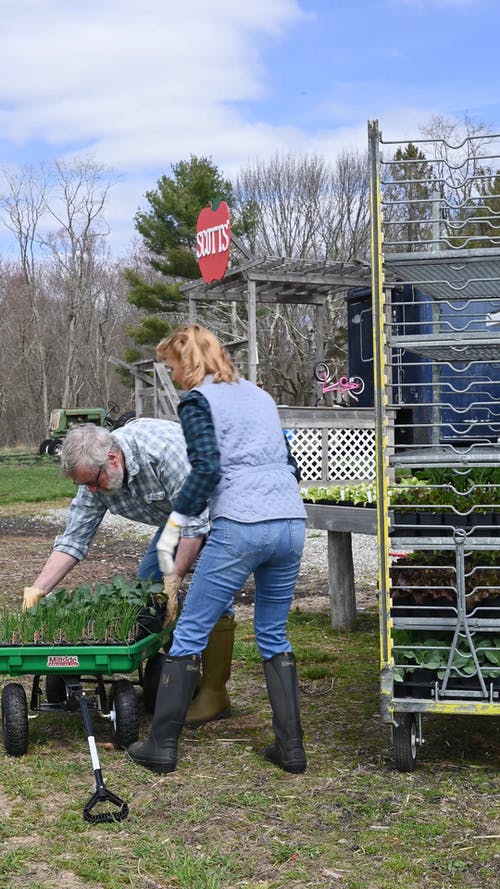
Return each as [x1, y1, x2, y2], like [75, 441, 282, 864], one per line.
[286, 428, 323, 480]
[287, 427, 375, 482]
[328, 429, 375, 480]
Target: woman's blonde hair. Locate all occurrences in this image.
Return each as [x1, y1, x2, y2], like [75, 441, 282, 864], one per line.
[156, 324, 239, 389]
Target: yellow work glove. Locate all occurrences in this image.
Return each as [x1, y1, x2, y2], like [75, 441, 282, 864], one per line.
[155, 575, 182, 627]
[23, 586, 45, 611]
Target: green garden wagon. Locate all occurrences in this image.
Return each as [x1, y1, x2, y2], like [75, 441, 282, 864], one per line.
[0, 629, 167, 755]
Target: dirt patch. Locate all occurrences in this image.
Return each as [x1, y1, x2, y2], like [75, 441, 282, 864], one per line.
[0, 508, 378, 615]
[0, 514, 146, 608]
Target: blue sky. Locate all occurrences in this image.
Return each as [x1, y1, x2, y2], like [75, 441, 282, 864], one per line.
[1, 0, 499, 256]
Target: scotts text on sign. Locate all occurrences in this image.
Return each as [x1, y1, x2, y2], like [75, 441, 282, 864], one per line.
[196, 220, 230, 258]
[196, 201, 231, 282]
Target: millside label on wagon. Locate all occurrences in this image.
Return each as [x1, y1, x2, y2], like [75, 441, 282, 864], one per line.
[47, 655, 80, 667]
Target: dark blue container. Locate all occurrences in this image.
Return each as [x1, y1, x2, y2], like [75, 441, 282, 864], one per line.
[346, 286, 500, 445]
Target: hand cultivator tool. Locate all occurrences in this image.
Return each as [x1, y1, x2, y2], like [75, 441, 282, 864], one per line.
[0, 630, 170, 823]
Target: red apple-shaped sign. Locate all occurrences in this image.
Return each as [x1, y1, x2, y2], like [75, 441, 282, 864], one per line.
[196, 200, 231, 282]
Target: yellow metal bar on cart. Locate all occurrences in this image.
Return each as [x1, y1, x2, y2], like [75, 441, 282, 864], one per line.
[368, 120, 394, 722]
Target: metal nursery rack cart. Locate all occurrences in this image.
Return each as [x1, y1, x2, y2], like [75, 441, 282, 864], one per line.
[368, 120, 500, 770]
[0, 630, 167, 822]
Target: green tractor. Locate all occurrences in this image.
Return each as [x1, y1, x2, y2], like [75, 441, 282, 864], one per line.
[39, 403, 136, 457]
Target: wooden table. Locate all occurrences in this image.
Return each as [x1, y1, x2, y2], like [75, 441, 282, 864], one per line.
[304, 504, 378, 632]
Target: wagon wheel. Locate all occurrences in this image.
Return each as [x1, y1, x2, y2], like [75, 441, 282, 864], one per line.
[393, 712, 418, 772]
[2, 683, 29, 756]
[45, 674, 68, 703]
[109, 679, 139, 748]
[313, 361, 330, 383]
[142, 653, 164, 713]
[45, 674, 82, 709]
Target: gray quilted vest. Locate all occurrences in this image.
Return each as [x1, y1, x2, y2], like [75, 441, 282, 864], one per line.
[195, 377, 306, 523]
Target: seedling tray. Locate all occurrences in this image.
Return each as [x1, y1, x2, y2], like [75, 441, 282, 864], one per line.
[0, 629, 167, 678]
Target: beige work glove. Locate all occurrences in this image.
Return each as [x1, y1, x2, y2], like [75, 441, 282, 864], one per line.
[23, 586, 45, 611]
[155, 575, 182, 627]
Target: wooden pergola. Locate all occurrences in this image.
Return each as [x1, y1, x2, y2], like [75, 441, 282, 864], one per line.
[182, 255, 372, 382]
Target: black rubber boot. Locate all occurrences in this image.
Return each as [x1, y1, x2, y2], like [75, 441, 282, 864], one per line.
[127, 654, 200, 774]
[263, 651, 307, 774]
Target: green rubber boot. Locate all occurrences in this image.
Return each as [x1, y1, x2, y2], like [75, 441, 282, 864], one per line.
[185, 615, 235, 727]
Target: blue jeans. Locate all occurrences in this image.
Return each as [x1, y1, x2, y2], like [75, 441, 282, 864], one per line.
[136, 527, 163, 581]
[170, 517, 305, 661]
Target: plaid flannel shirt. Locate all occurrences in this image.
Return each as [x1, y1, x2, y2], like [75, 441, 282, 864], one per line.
[53, 418, 210, 562]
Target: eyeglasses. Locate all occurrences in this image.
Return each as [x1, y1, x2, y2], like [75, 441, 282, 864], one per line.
[74, 464, 105, 488]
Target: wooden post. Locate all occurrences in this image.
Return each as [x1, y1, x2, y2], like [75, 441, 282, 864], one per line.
[247, 279, 257, 383]
[315, 302, 324, 362]
[304, 503, 377, 632]
[327, 530, 357, 631]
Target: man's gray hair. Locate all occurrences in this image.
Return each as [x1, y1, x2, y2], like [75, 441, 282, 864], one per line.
[60, 424, 119, 474]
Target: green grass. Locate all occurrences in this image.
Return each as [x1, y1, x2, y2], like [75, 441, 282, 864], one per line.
[0, 610, 498, 889]
[0, 471, 499, 889]
[0, 461, 74, 505]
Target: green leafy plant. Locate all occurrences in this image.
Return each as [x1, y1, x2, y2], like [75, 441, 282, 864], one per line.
[303, 467, 500, 514]
[391, 467, 500, 513]
[390, 549, 500, 608]
[303, 481, 377, 505]
[0, 576, 164, 646]
[392, 629, 500, 682]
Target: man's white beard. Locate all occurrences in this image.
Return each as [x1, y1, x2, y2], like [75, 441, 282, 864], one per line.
[105, 463, 124, 493]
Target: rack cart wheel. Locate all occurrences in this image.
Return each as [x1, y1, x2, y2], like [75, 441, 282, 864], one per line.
[2, 683, 29, 756]
[109, 679, 139, 748]
[142, 653, 163, 713]
[393, 713, 418, 772]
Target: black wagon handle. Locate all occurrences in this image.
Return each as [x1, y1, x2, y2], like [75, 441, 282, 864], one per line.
[78, 689, 129, 824]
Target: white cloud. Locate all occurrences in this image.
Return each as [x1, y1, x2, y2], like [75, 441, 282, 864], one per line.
[0, 0, 309, 251]
[1, 1, 303, 152]
[1, 0, 498, 255]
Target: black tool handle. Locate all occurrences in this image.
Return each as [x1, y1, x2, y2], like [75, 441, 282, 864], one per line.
[78, 690, 129, 824]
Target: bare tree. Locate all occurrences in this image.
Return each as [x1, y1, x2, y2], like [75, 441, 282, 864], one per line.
[420, 113, 495, 248]
[0, 159, 138, 447]
[0, 164, 52, 427]
[41, 158, 114, 406]
[322, 150, 371, 262]
[235, 151, 370, 262]
[231, 151, 370, 403]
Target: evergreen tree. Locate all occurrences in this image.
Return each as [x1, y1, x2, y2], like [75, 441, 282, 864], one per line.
[124, 155, 236, 354]
[452, 169, 500, 249]
[383, 143, 435, 252]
